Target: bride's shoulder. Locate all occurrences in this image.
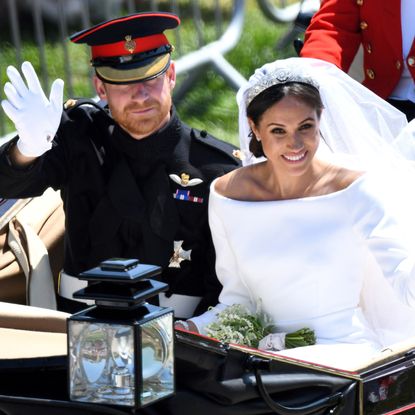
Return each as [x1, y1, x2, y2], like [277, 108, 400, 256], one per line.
[329, 165, 365, 192]
[214, 165, 259, 199]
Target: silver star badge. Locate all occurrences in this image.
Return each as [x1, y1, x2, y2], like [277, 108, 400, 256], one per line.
[168, 240, 192, 268]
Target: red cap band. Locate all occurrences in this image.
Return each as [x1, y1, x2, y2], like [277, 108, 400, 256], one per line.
[91, 33, 169, 59]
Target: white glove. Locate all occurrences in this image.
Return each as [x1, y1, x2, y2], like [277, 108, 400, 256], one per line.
[1, 61, 64, 157]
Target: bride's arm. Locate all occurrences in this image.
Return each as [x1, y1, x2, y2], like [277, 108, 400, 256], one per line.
[352, 174, 415, 306]
[184, 187, 253, 334]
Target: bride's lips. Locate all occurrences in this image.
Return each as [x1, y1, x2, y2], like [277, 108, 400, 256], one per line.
[282, 151, 307, 163]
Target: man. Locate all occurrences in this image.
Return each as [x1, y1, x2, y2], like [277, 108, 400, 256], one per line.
[0, 12, 241, 314]
[300, 0, 415, 121]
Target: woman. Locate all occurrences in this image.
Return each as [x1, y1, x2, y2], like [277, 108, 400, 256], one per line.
[177, 57, 415, 368]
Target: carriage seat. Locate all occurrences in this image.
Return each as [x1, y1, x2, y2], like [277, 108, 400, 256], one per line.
[0, 301, 69, 360]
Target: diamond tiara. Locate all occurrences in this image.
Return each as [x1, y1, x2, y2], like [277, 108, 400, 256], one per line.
[245, 67, 320, 107]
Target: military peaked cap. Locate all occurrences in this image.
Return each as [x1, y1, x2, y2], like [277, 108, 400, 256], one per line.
[70, 12, 180, 84]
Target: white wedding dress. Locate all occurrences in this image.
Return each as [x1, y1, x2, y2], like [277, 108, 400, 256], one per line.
[191, 172, 415, 369]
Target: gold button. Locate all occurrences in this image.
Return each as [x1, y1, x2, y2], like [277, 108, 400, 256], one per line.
[366, 43, 372, 54]
[356, 0, 363, 5]
[396, 60, 401, 70]
[408, 56, 415, 67]
[366, 69, 375, 79]
[360, 21, 368, 30]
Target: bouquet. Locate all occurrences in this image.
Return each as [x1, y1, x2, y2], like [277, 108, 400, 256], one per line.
[205, 304, 273, 348]
[205, 304, 316, 350]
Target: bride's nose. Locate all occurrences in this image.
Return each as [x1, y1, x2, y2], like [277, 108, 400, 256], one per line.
[287, 132, 304, 150]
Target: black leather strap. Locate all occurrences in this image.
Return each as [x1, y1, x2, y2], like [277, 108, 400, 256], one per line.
[248, 356, 344, 415]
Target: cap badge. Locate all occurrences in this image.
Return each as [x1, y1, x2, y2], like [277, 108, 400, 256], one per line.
[124, 35, 136, 54]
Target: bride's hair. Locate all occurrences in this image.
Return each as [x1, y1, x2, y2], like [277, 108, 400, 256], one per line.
[247, 82, 324, 158]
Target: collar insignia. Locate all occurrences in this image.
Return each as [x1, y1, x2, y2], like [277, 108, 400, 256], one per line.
[169, 240, 192, 268]
[232, 149, 245, 160]
[64, 99, 77, 109]
[124, 35, 136, 54]
[169, 173, 203, 187]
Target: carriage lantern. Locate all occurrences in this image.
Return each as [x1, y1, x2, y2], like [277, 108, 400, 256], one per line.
[67, 258, 174, 408]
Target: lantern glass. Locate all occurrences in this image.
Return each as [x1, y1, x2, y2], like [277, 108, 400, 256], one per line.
[69, 310, 174, 407]
[140, 313, 174, 406]
[69, 321, 135, 406]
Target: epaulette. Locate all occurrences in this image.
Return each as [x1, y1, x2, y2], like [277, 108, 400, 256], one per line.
[190, 128, 242, 165]
[63, 98, 108, 114]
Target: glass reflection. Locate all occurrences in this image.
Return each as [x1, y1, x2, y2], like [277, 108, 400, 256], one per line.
[141, 313, 174, 405]
[69, 322, 135, 406]
[69, 321, 89, 399]
[80, 324, 109, 384]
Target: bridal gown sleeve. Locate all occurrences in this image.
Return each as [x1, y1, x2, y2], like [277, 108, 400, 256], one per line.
[189, 184, 253, 334]
[351, 173, 415, 306]
[347, 173, 415, 346]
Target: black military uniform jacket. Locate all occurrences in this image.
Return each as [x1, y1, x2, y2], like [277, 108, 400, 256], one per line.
[0, 101, 240, 315]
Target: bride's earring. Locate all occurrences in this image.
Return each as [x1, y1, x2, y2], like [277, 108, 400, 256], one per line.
[256, 135, 261, 142]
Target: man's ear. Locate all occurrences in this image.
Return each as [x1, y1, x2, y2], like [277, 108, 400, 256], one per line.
[93, 75, 107, 100]
[166, 61, 176, 91]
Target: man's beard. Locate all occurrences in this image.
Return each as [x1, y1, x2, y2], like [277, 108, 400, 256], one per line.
[112, 98, 171, 139]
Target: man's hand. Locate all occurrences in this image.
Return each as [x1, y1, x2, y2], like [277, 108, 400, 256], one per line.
[1, 61, 64, 158]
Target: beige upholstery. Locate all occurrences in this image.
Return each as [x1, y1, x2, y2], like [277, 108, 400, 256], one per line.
[0, 301, 69, 332]
[0, 302, 69, 359]
[0, 189, 65, 306]
[0, 327, 67, 359]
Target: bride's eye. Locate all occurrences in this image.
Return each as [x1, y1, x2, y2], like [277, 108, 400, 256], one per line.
[299, 123, 314, 131]
[271, 127, 285, 135]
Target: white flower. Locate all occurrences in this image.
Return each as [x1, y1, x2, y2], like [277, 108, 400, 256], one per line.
[205, 304, 274, 348]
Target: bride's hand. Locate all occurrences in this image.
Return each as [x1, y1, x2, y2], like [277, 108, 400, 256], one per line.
[175, 319, 199, 333]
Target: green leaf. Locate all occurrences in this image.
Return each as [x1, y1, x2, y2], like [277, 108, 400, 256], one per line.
[285, 328, 316, 349]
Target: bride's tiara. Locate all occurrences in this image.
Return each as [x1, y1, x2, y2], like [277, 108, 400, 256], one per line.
[245, 67, 320, 107]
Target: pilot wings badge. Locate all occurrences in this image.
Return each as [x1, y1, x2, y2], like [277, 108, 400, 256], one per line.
[169, 172, 203, 187]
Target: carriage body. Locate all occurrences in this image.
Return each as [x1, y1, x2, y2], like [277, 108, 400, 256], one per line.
[1, 329, 415, 415]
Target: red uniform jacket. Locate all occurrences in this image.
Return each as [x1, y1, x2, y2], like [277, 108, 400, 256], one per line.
[300, 0, 415, 99]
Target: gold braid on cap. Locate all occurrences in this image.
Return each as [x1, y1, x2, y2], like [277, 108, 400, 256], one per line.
[245, 67, 320, 107]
